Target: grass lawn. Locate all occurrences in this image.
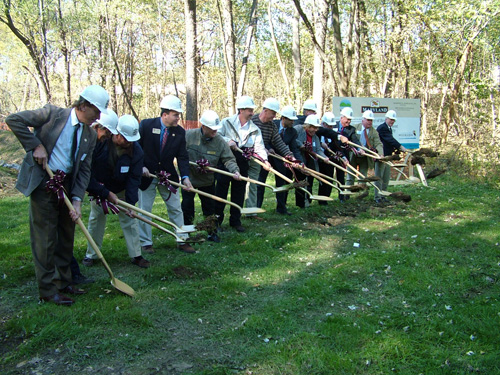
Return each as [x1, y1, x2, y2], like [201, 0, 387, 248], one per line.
[0, 159, 499, 374]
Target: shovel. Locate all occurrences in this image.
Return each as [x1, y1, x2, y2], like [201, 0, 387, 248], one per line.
[151, 174, 266, 215]
[45, 167, 135, 297]
[131, 214, 203, 243]
[116, 199, 196, 234]
[234, 148, 333, 202]
[268, 153, 354, 195]
[318, 150, 390, 197]
[188, 161, 291, 193]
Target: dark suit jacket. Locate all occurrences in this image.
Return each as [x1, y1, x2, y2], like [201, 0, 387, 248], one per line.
[87, 140, 144, 205]
[6, 104, 96, 199]
[335, 122, 361, 158]
[316, 127, 343, 153]
[377, 122, 401, 156]
[139, 117, 190, 190]
[273, 120, 302, 161]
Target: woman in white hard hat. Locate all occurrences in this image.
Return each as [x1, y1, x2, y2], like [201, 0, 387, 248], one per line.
[293, 115, 327, 208]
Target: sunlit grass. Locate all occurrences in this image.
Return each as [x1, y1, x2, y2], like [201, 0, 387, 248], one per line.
[1, 171, 500, 374]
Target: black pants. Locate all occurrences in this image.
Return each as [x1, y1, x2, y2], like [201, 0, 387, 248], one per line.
[181, 184, 216, 225]
[214, 152, 249, 227]
[318, 162, 335, 205]
[336, 167, 348, 200]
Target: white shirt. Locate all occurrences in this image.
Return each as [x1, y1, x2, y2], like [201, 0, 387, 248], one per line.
[48, 109, 81, 173]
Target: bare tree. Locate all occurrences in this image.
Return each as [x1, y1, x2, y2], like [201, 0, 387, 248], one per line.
[313, 0, 328, 113]
[292, 8, 302, 108]
[184, 0, 198, 122]
[1, 0, 51, 103]
[268, 1, 292, 102]
[217, 0, 236, 115]
[237, 0, 258, 97]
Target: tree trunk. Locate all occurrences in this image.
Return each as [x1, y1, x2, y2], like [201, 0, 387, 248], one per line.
[237, 0, 258, 97]
[268, 1, 292, 102]
[292, 0, 338, 96]
[313, 0, 328, 113]
[184, 0, 198, 122]
[331, 0, 348, 96]
[57, 0, 71, 106]
[104, 12, 138, 120]
[292, 8, 302, 108]
[217, 0, 236, 115]
[1, 0, 51, 103]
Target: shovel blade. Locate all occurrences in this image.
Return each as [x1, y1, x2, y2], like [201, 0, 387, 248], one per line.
[111, 277, 135, 297]
[176, 225, 197, 233]
[240, 207, 266, 215]
[309, 195, 334, 201]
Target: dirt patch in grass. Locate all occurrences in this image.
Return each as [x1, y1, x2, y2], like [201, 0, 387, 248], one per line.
[172, 266, 195, 278]
[0, 168, 20, 198]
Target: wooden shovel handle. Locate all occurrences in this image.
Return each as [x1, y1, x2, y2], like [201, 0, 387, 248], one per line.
[233, 147, 293, 183]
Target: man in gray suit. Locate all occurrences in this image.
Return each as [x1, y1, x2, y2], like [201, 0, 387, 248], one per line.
[7, 85, 109, 306]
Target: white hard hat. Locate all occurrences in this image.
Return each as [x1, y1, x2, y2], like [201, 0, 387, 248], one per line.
[362, 110, 375, 120]
[160, 95, 183, 113]
[200, 110, 222, 130]
[236, 96, 257, 109]
[385, 110, 397, 120]
[262, 98, 280, 114]
[303, 99, 317, 112]
[96, 108, 119, 134]
[281, 105, 298, 120]
[321, 112, 336, 126]
[80, 85, 109, 114]
[117, 115, 140, 142]
[304, 114, 321, 127]
[340, 107, 354, 119]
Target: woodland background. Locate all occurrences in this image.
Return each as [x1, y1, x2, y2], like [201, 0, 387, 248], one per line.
[0, 0, 499, 177]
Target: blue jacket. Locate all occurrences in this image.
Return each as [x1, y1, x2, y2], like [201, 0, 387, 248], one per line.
[377, 122, 402, 156]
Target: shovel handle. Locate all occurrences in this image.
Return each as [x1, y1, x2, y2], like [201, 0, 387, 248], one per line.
[345, 140, 380, 158]
[116, 199, 186, 233]
[232, 146, 293, 183]
[150, 174, 246, 213]
[188, 161, 275, 191]
[129, 211, 185, 242]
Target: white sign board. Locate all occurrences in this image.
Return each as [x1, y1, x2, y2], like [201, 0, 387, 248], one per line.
[331, 97, 421, 149]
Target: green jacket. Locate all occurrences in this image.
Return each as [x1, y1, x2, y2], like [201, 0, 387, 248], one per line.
[186, 128, 239, 187]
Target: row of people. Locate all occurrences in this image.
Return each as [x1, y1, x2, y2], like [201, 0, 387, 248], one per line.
[6, 85, 407, 306]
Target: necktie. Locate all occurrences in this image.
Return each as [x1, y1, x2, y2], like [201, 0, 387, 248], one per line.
[161, 128, 168, 152]
[364, 128, 372, 149]
[71, 123, 80, 162]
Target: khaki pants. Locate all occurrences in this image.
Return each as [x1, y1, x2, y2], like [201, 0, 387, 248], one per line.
[85, 195, 141, 260]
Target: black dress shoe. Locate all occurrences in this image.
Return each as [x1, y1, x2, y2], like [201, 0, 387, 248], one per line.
[40, 293, 75, 306]
[232, 225, 245, 233]
[60, 285, 87, 295]
[72, 273, 94, 285]
[207, 233, 221, 243]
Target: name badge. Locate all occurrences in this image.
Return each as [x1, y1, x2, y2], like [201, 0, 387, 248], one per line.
[121, 166, 130, 173]
[152, 128, 161, 134]
[80, 153, 87, 161]
[207, 151, 216, 155]
[312, 142, 316, 147]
